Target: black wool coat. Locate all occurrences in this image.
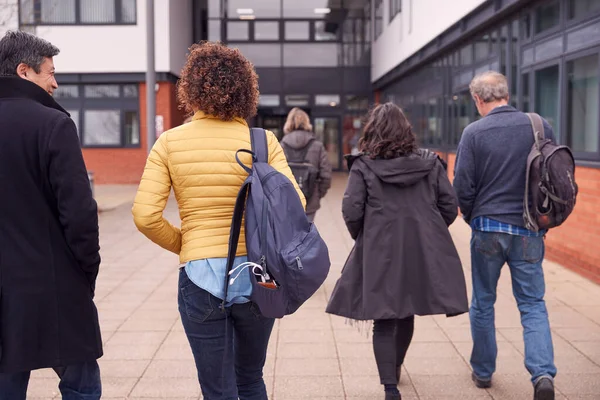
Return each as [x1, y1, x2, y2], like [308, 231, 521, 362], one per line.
[326, 150, 468, 320]
[0, 77, 102, 372]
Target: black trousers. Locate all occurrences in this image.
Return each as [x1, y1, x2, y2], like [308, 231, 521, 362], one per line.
[372, 316, 415, 385]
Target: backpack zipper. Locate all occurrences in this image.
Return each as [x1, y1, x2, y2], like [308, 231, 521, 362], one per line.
[296, 256, 304, 270]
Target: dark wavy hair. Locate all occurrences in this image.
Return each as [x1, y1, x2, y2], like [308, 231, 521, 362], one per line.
[177, 41, 259, 121]
[359, 102, 417, 159]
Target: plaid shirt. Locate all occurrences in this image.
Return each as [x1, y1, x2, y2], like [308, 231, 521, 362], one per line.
[471, 216, 546, 237]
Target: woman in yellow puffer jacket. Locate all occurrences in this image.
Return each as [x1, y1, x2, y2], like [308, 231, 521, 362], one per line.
[132, 42, 304, 400]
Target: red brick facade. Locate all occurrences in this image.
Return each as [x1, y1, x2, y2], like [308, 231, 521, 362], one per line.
[443, 152, 600, 284]
[81, 81, 185, 184]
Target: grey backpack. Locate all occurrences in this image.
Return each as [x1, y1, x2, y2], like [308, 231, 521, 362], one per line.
[223, 128, 331, 318]
[282, 140, 319, 199]
[523, 113, 578, 232]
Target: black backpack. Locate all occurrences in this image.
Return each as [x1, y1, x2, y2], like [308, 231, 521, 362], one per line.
[282, 140, 319, 199]
[523, 113, 578, 232]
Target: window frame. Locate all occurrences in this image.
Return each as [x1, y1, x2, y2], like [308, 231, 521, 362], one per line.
[566, 0, 600, 25]
[19, 0, 137, 26]
[55, 84, 141, 149]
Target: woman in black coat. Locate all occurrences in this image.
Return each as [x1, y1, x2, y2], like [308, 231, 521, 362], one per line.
[326, 103, 468, 400]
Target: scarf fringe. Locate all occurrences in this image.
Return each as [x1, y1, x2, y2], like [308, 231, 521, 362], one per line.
[344, 318, 373, 339]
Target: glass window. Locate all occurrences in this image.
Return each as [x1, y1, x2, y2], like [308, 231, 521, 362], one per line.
[54, 85, 79, 98]
[522, 72, 530, 111]
[346, 95, 369, 110]
[208, 0, 220, 18]
[20, 0, 35, 24]
[535, 65, 560, 135]
[85, 85, 120, 98]
[535, 2, 560, 34]
[282, 0, 341, 18]
[314, 117, 340, 169]
[285, 21, 310, 40]
[374, 0, 384, 39]
[255, 22, 279, 41]
[567, 54, 599, 152]
[231, 44, 281, 67]
[227, 21, 249, 41]
[315, 95, 341, 106]
[124, 111, 140, 146]
[390, 0, 402, 22]
[474, 34, 490, 61]
[121, 0, 136, 23]
[522, 12, 532, 40]
[209, 20, 221, 41]
[41, 0, 76, 23]
[569, 0, 600, 19]
[123, 84, 138, 98]
[228, 0, 281, 18]
[285, 95, 310, 107]
[315, 21, 337, 41]
[259, 95, 280, 107]
[83, 110, 121, 146]
[67, 110, 80, 134]
[460, 45, 473, 66]
[80, 0, 115, 23]
[283, 44, 339, 67]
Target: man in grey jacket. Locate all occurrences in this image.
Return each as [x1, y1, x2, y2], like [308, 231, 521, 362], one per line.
[454, 72, 556, 400]
[281, 107, 332, 222]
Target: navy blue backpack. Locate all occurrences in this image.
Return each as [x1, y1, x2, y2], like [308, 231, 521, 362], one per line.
[222, 128, 331, 318]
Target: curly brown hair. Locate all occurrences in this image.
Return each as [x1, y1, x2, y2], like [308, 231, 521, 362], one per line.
[359, 102, 417, 159]
[177, 42, 259, 121]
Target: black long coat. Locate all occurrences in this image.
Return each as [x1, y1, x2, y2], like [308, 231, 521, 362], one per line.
[326, 150, 468, 320]
[0, 77, 102, 373]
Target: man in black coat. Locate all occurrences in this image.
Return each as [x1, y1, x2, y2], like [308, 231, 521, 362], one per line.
[0, 31, 102, 399]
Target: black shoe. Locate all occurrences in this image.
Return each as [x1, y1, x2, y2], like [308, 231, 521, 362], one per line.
[385, 393, 401, 400]
[534, 377, 555, 400]
[472, 372, 492, 389]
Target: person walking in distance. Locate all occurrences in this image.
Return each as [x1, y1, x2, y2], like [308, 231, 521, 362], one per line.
[454, 71, 556, 400]
[0, 31, 102, 400]
[280, 107, 332, 223]
[326, 103, 468, 400]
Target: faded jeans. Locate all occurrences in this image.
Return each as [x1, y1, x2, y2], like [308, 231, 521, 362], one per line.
[470, 231, 556, 383]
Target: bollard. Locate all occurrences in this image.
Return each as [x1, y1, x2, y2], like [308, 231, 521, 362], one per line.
[87, 171, 95, 198]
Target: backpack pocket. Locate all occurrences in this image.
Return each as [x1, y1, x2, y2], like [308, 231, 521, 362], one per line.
[249, 270, 288, 319]
[280, 224, 331, 314]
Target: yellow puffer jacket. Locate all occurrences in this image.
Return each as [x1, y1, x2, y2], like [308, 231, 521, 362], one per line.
[132, 111, 305, 263]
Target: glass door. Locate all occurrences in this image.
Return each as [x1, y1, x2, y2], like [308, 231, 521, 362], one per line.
[534, 64, 560, 137]
[313, 116, 341, 170]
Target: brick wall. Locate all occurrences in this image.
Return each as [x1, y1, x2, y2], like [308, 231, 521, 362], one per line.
[82, 81, 185, 184]
[444, 152, 600, 284]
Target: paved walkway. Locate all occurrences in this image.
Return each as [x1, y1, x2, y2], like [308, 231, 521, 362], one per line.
[28, 175, 600, 399]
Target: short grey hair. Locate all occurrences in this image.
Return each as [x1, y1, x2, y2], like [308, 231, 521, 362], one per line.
[469, 71, 509, 103]
[0, 31, 60, 76]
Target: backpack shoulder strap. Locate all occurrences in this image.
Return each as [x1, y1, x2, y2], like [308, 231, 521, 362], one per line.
[250, 128, 269, 163]
[526, 113, 545, 150]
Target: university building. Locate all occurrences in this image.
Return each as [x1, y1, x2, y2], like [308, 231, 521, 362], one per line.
[1, 0, 599, 281]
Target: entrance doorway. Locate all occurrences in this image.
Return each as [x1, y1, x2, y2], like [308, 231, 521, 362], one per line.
[313, 116, 341, 170]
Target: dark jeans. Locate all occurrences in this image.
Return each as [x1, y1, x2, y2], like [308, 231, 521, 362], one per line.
[0, 361, 101, 400]
[178, 269, 275, 400]
[470, 231, 556, 383]
[372, 317, 415, 385]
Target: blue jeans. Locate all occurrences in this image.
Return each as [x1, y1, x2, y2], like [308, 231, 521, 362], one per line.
[470, 231, 556, 383]
[0, 361, 101, 400]
[178, 269, 275, 400]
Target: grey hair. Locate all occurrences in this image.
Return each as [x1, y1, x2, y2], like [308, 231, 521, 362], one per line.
[469, 71, 509, 103]
[0, 30, 60, 76]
